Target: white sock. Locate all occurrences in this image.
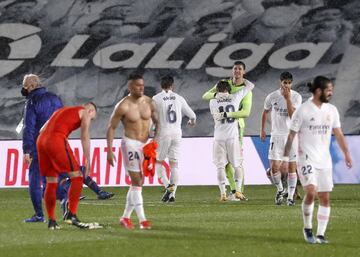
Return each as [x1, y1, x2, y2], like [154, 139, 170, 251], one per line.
[170, 163, 179, 195]
[122, 187, 134, 218]
[234, 165, 243, 192]
[287, 172, 297, 200]
[317, 206, 330, 236]
[156, 162, 169, 188]
[131, 186, 146, 222]
[217, 167, 226, 195]
[272, 171, 283, 192]
[302, 201, 314, 229]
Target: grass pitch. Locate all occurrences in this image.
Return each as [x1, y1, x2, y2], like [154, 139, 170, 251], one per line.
[0, 185, 359, 257]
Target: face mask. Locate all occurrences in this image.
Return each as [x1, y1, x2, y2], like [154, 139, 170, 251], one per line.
[21, 88, 29, 97]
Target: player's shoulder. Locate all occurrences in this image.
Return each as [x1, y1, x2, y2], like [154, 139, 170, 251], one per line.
[325, 102, 339, 112]
[266, 90, 279, 99]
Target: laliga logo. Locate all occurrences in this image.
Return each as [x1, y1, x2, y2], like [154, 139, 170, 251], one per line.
[0, 23, 42, 77]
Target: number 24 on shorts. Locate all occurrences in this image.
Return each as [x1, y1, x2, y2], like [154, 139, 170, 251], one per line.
[128, 151, 140, 161]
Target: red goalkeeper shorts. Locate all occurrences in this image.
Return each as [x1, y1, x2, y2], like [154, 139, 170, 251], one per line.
[37, 133, 80, 177]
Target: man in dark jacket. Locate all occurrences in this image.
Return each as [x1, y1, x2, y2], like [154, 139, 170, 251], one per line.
[22, 74, 63, 222]
[22, 74, 114, 222]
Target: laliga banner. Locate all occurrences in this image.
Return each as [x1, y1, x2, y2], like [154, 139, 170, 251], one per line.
[0, 137, 268, 188]
[1, 0, 360, 141]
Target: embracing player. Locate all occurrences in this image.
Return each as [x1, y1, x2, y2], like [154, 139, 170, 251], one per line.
[203, 61, 253, 201]
[210, 79, 254, 201]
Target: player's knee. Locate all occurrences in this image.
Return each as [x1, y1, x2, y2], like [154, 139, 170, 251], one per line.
[169, 159, 178, 168]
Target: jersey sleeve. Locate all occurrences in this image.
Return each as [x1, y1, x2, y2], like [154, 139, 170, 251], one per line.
[289, 107, 303, 132]
[332, 105, 341, 128]
[202, 85, 217, 101]
[293, 93, 302, 109]
[227, 91, 253, 119]
[264, 94, 272, 111]
[181, 96, 196, 120]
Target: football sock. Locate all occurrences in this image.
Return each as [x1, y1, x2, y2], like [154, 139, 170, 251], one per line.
[131, 186, 146, 222]
[317, 206, 330, 236]
[156, 162, 169, 188]
[83, 176, 101, 194]
[217, 167, 226, 195]
[287, 172, 297, 200]
[122, 187, 134, 218]
[68, 176, 83, 215]
[44, 182, 58, 220]
[272, 171, 283, 192]
[234, 165, 244, 192]
[225, 163, 236, 192]
[170, 164, 179, 196]
[302, 201, 314, 229]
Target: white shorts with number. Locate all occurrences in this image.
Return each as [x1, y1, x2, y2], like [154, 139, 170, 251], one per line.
[156, 134, 181, 161]
[121, 137, 145, 173]
[213, 138, 242, 169]
[268, 135, 298, 162]
[298, 162, 333, 192]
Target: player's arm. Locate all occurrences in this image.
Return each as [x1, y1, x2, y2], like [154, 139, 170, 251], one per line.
[202, 85, 217, 101]
[227, 91, 253, 119]
[22, 102, 36, 166]
[150, 99, 160, 138]
[181, 97, 196, 126]
[283, 130, 297, 158]
[80, 110, 92, 175]
[106, 101, 126, 166]
[333, 128, 352, 168]
[260, 109, 270, 142]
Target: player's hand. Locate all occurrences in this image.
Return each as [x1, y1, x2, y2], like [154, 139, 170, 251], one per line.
[260, 130, 266, 142]
[107, 151, 117, 167]
[215, 92, 231, 101]
[187, 119, 196, 127]
[23, 153, 32, 167]
[212, 112, 227, 121]
[281, 86, 291, 100]
[345, 153, 352, 168]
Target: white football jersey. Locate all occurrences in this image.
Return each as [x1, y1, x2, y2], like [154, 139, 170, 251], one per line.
[264, 89, 302, 136]
[153, 90, 196, 137]
[290, 99, 341, 169]
[210, 82, 254, 141]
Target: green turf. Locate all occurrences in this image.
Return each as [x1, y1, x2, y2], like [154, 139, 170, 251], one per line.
[0, 185, 359, 257]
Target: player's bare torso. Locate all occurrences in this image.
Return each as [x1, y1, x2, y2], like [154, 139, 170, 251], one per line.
[118, 95, 152, 143]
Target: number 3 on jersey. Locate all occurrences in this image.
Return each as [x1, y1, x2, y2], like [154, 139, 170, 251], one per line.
[218, 105, 235, 123]
[166, 104, 177, 123]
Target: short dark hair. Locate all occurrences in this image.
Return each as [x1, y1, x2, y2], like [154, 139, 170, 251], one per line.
[86, 102, 97, 112]
[128, 73, 143, 81]
[161, 75, 174, 89]
[307, 76, 332, 93]
[280, 71, 293, 81]
[216, 80, 231, 93]
[233, 61, 246, 70]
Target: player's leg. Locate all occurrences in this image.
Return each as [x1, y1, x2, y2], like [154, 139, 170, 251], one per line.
[25, 156, 46, 222]
[166, 137, 182, 202]
[155, 136, 171, 196]
[316, 192, 330, 244]
[228, 138, 247, 201]
[213, 140, 227, 201]
[301, 184, 317, 244]
[269, 136, 286, 204]
[287, 162, 298, 206]
[225, 163, 236, 194]
[120, 138, 150, 229]
[298, 162, 318, 243]
[44, 176, 60, 229]
[80, 166, 114, 200]
[315, 168, 333, 243]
